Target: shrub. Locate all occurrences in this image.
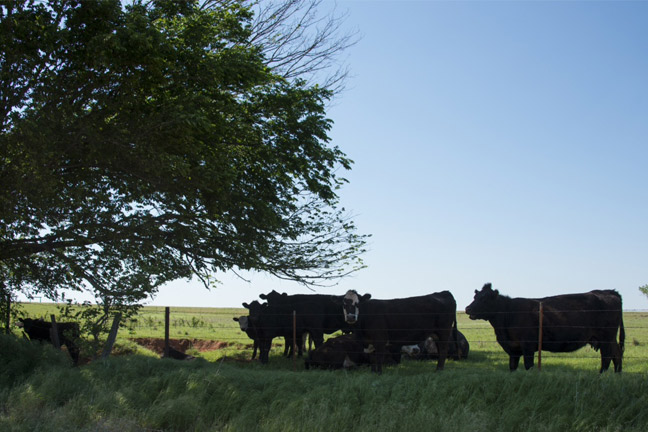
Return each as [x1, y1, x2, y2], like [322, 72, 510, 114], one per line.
[0, 334, 72, 387]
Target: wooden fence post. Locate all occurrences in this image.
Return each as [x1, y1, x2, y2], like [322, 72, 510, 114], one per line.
[164, 307, 170, 358]
[50, 314, 61, 349]
[293, 310, 297, 371]
[101, 313, 122, 359]
[538, 302, 543, 371]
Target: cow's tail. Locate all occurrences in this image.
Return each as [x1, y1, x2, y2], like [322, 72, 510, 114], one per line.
[452, 314, 460, 360]
[619, 313, 625, 354]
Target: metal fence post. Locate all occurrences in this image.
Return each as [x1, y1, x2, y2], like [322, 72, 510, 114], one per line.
[538, 302, 543, 371]
[164, 307, 170, 358]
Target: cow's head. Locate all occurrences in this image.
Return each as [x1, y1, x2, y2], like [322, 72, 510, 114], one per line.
[16, 317, 40, 331]
[401, 344, 421, 357]
[259, 290, 286, 304]
[233, 316, 249, 331]
[465, 283, 499, 320]
[342, 290, 371, 324]
[242, 301, 264, 329]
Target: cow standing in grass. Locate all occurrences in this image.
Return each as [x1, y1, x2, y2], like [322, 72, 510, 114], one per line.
[340, 290, 457, 373]
[17, 318, 81, 365]
[256, 290, 349, 360]
[465, 283, 625, 373]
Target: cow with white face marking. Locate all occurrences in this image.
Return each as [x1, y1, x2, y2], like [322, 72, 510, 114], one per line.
[401, 330, 470, 361]
[340, 290, 458, 373]
[233, 301, 265, 360]
[233, 315, 259, 360]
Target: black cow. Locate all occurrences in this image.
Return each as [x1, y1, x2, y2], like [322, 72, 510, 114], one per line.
[233, 300, 266, 360]
[17, 318, 80, 365]
[248, 301, 302, 364]
[254, 290, 349, 362]
[233, 315, 259, 360]
[304, 334, 402, 370]
[340, 290, 457, 373]
[465, 283, 625, 372]
[238, 298, 306, 360]
[163, 346, 195, 361]
[304, 334, 369, 370]
[401, 330, 470, 361]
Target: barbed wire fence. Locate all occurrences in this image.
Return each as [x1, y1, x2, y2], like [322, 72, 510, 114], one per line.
[122, 307, 648, 366]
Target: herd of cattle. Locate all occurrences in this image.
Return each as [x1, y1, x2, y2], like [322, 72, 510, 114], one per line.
[14, 283, 625, 374]
[235, 283, 625, 373]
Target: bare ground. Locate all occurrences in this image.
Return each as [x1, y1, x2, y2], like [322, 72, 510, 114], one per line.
[130, 337, 247, 355]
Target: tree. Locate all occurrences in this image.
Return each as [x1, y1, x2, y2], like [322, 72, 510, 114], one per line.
[639, 285, 648, 299]
[245, 0, 359, 95]
[0, 0, 367, 308]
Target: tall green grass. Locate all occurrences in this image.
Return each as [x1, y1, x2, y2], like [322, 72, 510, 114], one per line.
[1, 333, 648, 432]
[7, 303, 648, 431]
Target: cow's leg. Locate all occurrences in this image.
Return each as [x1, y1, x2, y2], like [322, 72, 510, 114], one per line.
[252, 340, 258, 360]
[599, 342, 614, 373]
[509, 355, 521, 371]
[259, 339, 272, 364]
[310, 331, 325, 350]
[283, 335, 292, 357]
[372, 343, 387, 374]
[522, 351, 535, 370]
[296, 333, 304, 357]
[435, 332, 450, 371]
[612, 342, 623, 373]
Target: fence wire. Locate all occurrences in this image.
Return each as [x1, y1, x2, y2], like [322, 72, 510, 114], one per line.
[119, 307, 648, 363]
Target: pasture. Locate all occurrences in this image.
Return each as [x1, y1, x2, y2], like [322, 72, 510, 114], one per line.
[2, 303, 648, 431]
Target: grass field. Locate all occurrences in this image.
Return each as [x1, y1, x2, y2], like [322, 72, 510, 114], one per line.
[12, 302, 648, 372]
[3, 303, 648, 431]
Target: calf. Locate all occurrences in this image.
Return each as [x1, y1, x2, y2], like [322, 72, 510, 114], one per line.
[17, 318, 80, 365]
[305, 334, 401, 370]
[304, 334, 369, 370]
[402, 330, 470, 361]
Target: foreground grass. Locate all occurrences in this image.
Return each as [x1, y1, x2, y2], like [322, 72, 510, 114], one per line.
[1, 334, 648, 432]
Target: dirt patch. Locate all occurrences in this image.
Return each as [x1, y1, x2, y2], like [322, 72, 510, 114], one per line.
[131, 338, 239, 355]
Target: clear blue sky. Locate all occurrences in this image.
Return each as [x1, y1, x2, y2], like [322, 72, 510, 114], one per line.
[67, 1, 648, 311]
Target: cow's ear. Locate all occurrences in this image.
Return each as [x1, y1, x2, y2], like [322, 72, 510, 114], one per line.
[242, 302, 250, 308]
[233, 317, 239, 322]
[361, 293, 372, 301]
[259, 293, 267, 300]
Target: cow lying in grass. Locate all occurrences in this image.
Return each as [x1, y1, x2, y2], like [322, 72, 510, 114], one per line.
[304, 334, 401, 370]
[401, 330, 470, 361]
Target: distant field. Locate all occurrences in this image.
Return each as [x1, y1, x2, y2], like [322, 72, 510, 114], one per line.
[13, 302, 648, 373]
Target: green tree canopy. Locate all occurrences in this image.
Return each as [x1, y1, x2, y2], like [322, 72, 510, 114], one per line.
[639, 285, 648, 299]
[0, 0, 367, 305]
